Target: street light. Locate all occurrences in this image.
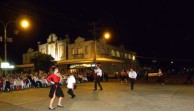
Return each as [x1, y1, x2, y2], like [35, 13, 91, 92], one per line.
[93, 31, 111, 67]
[20, 19, 30, 29]
[0, 19, 30, 62]
[103, 32, 111, 55]
[0, 19, 30, 74]
[103, 32, 111, 40]
[102, 31, 111, 81]
[0, 21, 15, 62]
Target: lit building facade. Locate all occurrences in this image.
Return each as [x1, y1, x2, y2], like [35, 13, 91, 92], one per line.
[38, 33, 69, 61]
[17, 33, 137, 75]
[58, 36, 137, 75]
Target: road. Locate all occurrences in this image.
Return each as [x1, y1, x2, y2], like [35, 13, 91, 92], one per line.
[0, 80, 194, 111]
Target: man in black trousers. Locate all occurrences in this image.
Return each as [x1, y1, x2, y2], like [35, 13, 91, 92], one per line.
[93, 65, 103, 91]
[128, 68, 137, 90]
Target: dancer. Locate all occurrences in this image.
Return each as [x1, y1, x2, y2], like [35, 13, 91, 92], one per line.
[67, 74, 76, 98]
[128, 68, 137, 90]
[47, 66, 64, 110]
[93, 65, 103, 91]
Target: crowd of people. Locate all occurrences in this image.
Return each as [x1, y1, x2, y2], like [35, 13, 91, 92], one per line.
[0, 70, 91, 92]
[0, 72, 50, 91]
[1, 67, 193, 93]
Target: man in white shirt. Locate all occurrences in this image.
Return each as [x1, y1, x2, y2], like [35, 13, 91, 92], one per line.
[67, 74, 76, 99]
[93, 65, 103, 91]
[128, 68, 137, 90]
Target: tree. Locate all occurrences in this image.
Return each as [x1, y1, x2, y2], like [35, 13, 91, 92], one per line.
[31, 52, 56, 73]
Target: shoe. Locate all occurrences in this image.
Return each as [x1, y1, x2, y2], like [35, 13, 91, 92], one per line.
[48, 107, 55, 110]
[100, 89, 103, 91]
[71, 95, 76, 99]
[93, 89, 97, 91]
[57, 105, 64, 108]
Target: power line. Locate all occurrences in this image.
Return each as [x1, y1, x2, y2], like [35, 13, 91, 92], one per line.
[0, 1, 89, 32]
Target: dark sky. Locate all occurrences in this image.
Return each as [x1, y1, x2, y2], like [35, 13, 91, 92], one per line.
[0, 0, 194, 65]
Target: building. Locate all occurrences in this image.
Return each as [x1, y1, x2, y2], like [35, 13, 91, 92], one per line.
[16, 33, 137, 75]
[38, 33, 70, 61]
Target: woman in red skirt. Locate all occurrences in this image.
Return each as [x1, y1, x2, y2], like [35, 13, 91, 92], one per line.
[47, 66, 64, 110]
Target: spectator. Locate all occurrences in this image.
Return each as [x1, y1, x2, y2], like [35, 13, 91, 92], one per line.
[120, 69, 128, 84]
[155, 69, 165, 85]
[0, 75, 4, 91]
[103, 71, 109, 82]
[185, 69, 193, 84]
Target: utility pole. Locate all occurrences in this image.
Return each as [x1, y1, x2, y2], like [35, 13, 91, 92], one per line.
[89, 21, 101, 67]
[91, 21, 97, 67]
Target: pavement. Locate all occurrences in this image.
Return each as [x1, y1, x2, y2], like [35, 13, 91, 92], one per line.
[0, 79, 194, 111]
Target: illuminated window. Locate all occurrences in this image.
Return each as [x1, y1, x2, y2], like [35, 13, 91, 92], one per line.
[132, 55, 136, 60]
[116, 51, 120, 57]
[59, 45, 64, 58]
[128, 54, 132, 59]
[40, 48, 46, 54]
[125, 53, 128, 58]
[111, 50, 115, 56]
[78, 48, 83, 54]
[49, 45, 55, 58]
[72, 48, 75, 54]
[85, 46, 88, 54]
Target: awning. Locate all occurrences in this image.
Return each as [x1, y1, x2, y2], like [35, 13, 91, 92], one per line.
[57, 58, 123, 65]
[15, 58, 124, 68]
[15, 64, 34, 68]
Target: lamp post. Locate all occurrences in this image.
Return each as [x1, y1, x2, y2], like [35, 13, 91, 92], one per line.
[93, 31, 111, 65]
[0, 21, 15, 62]
[0, 19, 29, 74]
[92, 22, 97, 67]
[103, 32, 111, 81]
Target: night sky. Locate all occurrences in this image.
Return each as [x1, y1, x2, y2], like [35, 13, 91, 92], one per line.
[0, 1, 194, 66]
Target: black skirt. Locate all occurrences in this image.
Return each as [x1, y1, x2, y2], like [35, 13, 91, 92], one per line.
[49, 83, 64, 98]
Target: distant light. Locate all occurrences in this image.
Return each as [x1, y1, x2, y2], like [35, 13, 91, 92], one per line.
[152, 60, 157, 63]
[1, 62, 14, 69]
[20, 19, 29, 28]
[132, 55, 136, 61]
[170, 61, 173, 64]
[104, 32, 111, 40]
[70, 63, 96, 68]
